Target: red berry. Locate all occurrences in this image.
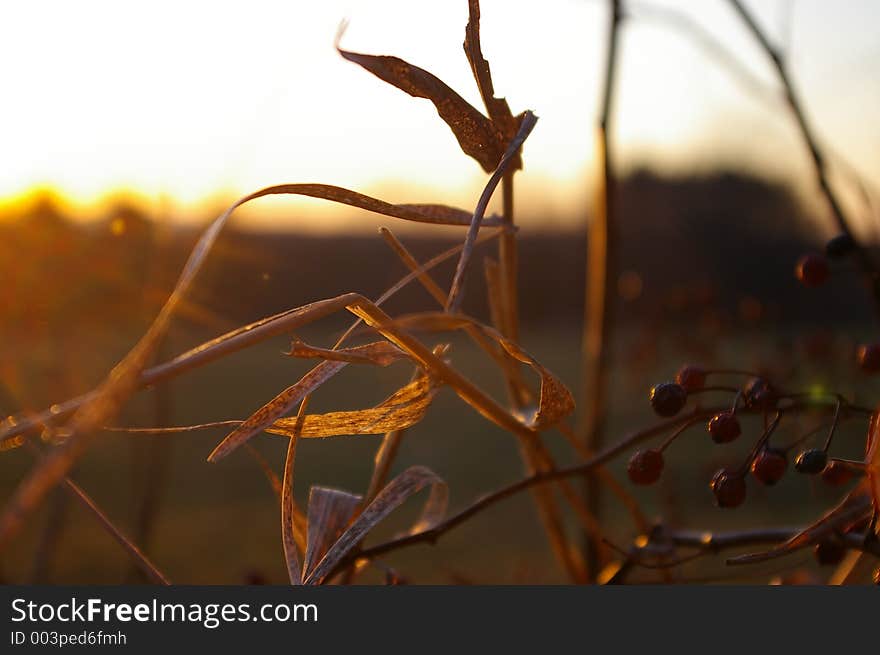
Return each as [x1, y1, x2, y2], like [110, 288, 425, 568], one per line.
[627, 449, 664, 485]
[750, 448, 787, 485]
[675, 365, 706, 392]
[707, 411, 741, 444]
[814, 538, 846, 566]
[710, 469, 746, 508]
[743, 377, 777, 410]
[821, 460, 853, 486]
[795, 253, 829, 288]
[857, 343, 880, 374]
[649, 382, 687, 417]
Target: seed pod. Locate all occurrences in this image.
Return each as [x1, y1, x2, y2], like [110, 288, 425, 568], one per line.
[627, 449, 664, 486]
[649, 382, 687, 417]
[857, 343, 880, 374]
[675, 365, 706, 392]
[814, 538, 846, 566]
[743, 377, 778, 410]
[795, 253, 829, 288]
[751, 448, 787, 486]
[707, 411, 741, 444]
[794, 448, 828, 475]
[711, 469, 746, 508]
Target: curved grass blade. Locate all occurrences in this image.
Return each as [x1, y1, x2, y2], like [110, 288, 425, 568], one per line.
[304, 466, 447, 585]
[303, 487, 363, 580]
[267, 375, 437, 439]
[336, 24, 505, 173]
[207, 360, 348, 463]
[390, 312, 574, 429]
[285, 340, 408, 367]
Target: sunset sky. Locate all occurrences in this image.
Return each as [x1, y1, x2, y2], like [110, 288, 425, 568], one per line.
[1, 0, 877, 232]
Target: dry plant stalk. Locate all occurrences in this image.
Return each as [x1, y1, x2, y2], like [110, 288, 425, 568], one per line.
[4, 0, 875, 586]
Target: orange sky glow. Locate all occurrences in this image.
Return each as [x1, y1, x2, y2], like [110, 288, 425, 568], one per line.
[1, 0, 878, 234]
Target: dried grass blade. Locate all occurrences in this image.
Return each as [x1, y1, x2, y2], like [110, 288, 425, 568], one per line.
[303, 487, 363, 578]
[336, 25, 505, 173]
[0, 176, 494, 543]
[285, 340, 408, 367]
[208, 360, 348, 463]
[463, 0, 523, 168]
[267, 375, 436, 439]
[446, 112, 538, 314]
[304, 466, 446, 585]
[391, 312, 574, 429]
[281, 399, 308, 585]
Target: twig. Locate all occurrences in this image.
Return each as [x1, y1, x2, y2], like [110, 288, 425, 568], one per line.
[727, 0, 880, 294]
[579, 0, 623, 583]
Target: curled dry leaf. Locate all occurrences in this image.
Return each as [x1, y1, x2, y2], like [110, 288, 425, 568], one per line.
[207, 360, 349, 463]
[304, 466, 447, 585]
[463, 0, 524, 169]
[391, 312, 574, 429]
[303, 487, 363, 580]
[267, 374, 437, 440]
[285, 339, 409, 367]
[336, 24, 507, 173]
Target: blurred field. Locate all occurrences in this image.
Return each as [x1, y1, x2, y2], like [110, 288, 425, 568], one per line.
[2, 315, 875, 584]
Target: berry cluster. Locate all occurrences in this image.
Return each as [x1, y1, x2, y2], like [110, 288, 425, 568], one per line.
[795, 237, 880, 375]
[627, 365, 870, 514]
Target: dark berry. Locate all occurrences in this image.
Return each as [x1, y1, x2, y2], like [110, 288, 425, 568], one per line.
[675, 365, 706, 392]
[627, 449, 664, 485]
[814, 538, 846, 566]
[794, 449, 828, 474]
[856, 343, 880, 374]
[707, 411, 741, 444]
[825, 234, 855, 259]
[710, 469, 746, 508]
[821, 460, 853, 486]
[750, 448, 787, 485]
[649, 382, 687, 417]
[743, 377, 777, 410]
[795, 253, 829, 288]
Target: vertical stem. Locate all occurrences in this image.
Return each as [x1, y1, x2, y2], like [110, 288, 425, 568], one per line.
[726, 0, 880, 306]
[499, 164, 587, 583]
[579, 0, 622, 582]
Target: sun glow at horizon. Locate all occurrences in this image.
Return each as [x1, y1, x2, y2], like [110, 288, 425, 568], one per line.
[1, 0, 878, 232]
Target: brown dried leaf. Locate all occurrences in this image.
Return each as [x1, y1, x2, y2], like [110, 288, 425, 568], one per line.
[304, 466, 447, 584]
[266, 375, 437, 439]
[285, 340, 409, 367]
[303, 487, 363, 579]
[336, 28, 505, 173]
[207, 360, 348, 463]
[391, 312, 574, 429]
[463, 0, 523, 169]
[280, 400, 307, 585]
